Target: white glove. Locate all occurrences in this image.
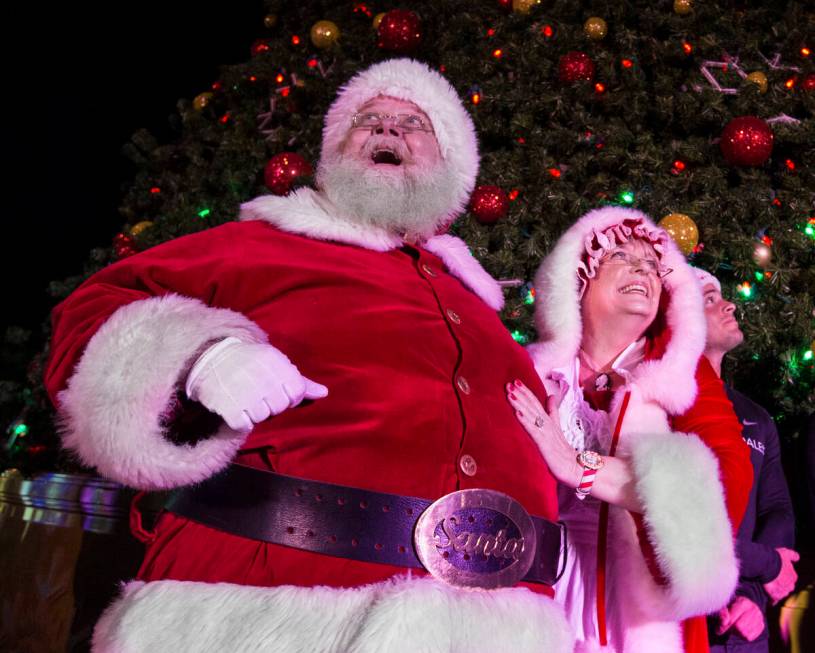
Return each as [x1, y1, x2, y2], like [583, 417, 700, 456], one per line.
[185, 337, 328, 432]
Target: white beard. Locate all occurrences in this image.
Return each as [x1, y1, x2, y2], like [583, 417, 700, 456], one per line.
[316, 154, 462, 241]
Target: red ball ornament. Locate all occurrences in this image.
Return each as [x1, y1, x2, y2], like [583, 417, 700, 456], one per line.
[802, 74, 815, 92]
[469, 186, 509, 224]
[558, 51, 595, 83]
[377, 9, 422, 53]
[720, 116, 774, 167]
[264, 152, 313, 196]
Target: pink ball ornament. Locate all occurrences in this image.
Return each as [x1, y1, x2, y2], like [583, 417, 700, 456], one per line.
[720, 116, 773, 167]
[263, 152, 313, 195]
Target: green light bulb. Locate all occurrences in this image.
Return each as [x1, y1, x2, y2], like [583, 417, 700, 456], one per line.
[198, 208, 211, 218]
[511, 330, 529, 344]
[804, 350, 814, 362]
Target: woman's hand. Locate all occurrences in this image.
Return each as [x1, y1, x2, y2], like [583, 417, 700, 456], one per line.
[506, 380, 581, 487]
[507, 379, 643, 512]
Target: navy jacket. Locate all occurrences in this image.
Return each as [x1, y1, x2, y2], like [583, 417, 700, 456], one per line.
[708, 386, 795, 652]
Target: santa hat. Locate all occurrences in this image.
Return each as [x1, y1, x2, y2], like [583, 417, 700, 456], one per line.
[692, 267, 721, 292]
[318, 58, 479, 220]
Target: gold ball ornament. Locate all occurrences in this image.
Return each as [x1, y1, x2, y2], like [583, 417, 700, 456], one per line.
[673, 0, 693, 15]
[193, 92, 214, 111]
[310, 20, 340, 49]
[658, 213, 699, 255]
[130, 221, 154, 237]
[512, 0, 540, 15]
[752, 242, 772, 267]
[372, 13, 385, 30]
[746, 71, 768, 94]
[584, 17, 608, 41]
[263, 14, 278, 29]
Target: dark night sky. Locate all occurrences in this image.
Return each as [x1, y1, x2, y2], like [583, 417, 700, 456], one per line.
[5, 2, 265, 334]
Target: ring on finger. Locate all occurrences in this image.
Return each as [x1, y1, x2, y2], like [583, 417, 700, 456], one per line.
[534, 416, 545, 428]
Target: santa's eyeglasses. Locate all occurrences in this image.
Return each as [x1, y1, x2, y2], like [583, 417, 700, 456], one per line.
[351, 112, 434, 133]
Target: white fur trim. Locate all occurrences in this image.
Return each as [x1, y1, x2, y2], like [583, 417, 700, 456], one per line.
[628, 430, 739, 619]
[57, 294, 268, 490]
[240, 188, 403, 252]
[529, 206, 705, 415]
[693, 266, 721, 292]
[319, 58, 479, 225]
[93, 577, 574, 653]
[423, 234, 504, 310]
[240, 196, 505, 310]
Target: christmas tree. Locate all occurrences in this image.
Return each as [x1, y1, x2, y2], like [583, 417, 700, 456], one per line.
[3, 0, 813, 474]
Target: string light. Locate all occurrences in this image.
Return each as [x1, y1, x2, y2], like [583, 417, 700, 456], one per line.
[682, 42, 693, 55]
[548, 168, 562, 178]
[487, 28, 496, 37]
[219, 112, 231, 124]
[492, 48, 503, 59]
[508, 189, 520, 200]
[804, 350, 814, 362]
[541, 25, 553, 38]
[621, 58, 634, 68]
[594, 82, 606, 94]
[150, 187, 161, 194]
[511, 330, 529, 344]
[785, 159, 796, 170]
[737, 282, 753, 299]
[785, 77, 796, 89]
[619, 190, 635, 204]
[291, 35, 301, 45]
[198, 208, 211, 218]
[524, 287, 536, 304]
[801, 47, 811, 57]
[276, 73, 286, 84]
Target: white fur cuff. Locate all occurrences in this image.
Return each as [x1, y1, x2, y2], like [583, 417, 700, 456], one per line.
[93, 577, 574, 653]
[57, 294, 268, 490]
[630, 432, 739, 619]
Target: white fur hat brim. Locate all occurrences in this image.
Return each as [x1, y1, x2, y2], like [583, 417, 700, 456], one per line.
[692, 267, 721, 292]
[319, 58, 479, 223]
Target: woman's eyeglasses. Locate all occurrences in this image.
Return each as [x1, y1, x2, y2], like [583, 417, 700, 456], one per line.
[601, 250, 673, 279]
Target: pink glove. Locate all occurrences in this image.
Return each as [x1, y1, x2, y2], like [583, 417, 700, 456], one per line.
[763, 547, 800, 604]
[717, 596, 765, 641]
[185, 337, 328, 432]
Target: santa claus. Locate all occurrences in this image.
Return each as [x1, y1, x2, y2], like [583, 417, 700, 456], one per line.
[45, 59, 573, 652]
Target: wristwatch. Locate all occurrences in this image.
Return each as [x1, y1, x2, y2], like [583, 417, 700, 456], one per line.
[575, 450, 604, 500]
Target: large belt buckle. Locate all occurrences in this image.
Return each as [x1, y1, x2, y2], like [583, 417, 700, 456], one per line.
[413, 489, 536, 589]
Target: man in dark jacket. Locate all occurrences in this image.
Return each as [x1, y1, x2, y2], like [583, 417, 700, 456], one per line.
[697, 268, 798, 651]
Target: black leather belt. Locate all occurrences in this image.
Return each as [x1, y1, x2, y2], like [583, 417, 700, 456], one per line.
[166, 464, 566, 588]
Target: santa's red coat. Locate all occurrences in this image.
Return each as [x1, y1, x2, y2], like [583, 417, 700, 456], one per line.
[46, 219, 559, 593]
